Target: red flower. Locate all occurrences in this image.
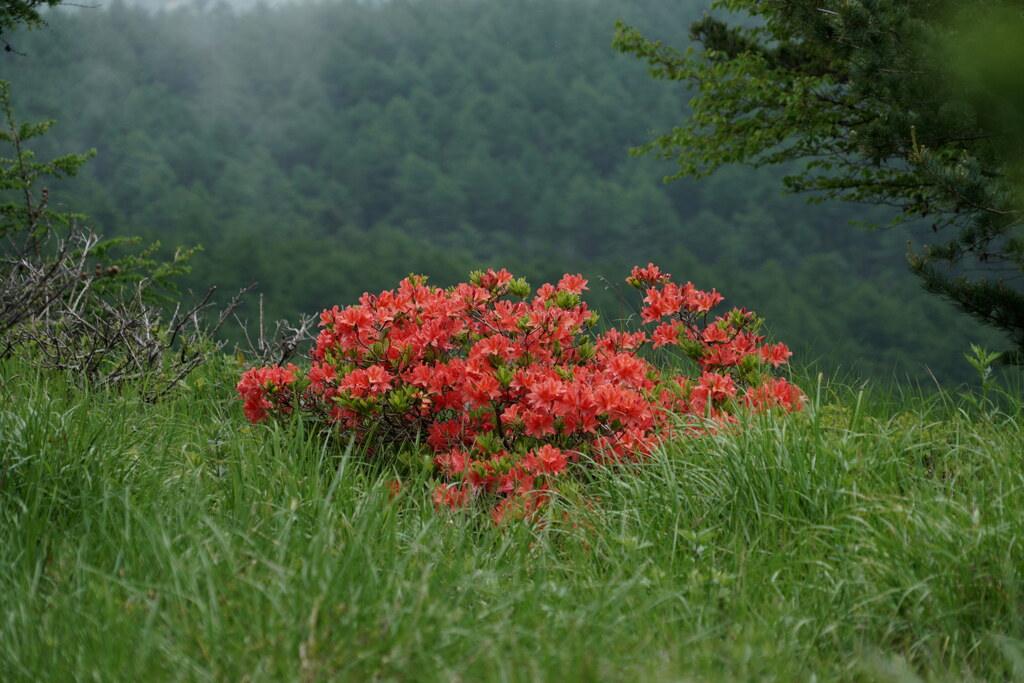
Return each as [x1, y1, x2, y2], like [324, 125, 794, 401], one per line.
[697, 371, 737, 401]
[651, 322, 681, 348]
[702, 324, 729, 345]
[432, 483, 471, 509]
[526, 444, 568, 476]
[523, 409, 556, 438]
[759, 342, 793, 367]
[557, 273, 589, 294]
[528, 377, 566, 413]
[236, 364, 299, 423]
[238, 265, 804, 523]
[466, 372, 502, 408]
[606, 352, 648, 387]
[478, 268, 514, 289]
[628, 263, 671, 286]
[689, 289, 723, 313]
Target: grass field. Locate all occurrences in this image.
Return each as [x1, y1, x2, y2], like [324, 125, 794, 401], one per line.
[2, 358, 1023, 680]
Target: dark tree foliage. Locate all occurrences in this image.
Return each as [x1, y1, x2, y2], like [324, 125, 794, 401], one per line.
[1, 0, 63, 51]
[614, 0, 1024, 363]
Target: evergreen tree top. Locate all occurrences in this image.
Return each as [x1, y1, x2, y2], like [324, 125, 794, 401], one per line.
[614, 0, 1024, 362]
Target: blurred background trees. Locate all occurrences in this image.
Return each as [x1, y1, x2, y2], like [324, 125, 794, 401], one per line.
[2, 0, 1011, 382]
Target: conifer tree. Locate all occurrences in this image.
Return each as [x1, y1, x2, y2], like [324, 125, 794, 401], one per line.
[1, 0, 63, 52]
[614, 0, 1024, 363]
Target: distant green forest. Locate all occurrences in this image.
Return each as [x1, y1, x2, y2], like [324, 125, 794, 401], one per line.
[3, 0, 1004, 383]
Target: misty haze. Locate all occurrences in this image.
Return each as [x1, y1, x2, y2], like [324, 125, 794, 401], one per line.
[4, 0, 1006, 382]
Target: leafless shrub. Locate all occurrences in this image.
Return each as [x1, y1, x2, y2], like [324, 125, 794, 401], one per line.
[0, 228, 99, 358]
[1, 223, 252, 401]
[232, 293, 317, 368]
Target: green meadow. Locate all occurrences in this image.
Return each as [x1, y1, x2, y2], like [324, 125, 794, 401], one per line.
[3, 357, 1023, 680]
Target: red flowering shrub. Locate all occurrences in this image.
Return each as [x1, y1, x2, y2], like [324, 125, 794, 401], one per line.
[237, 265, 803, 522]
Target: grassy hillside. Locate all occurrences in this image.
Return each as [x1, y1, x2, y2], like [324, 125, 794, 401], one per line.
[3, 357, 1023, 680]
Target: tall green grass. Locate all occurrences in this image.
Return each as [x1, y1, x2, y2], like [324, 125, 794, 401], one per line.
[2, 358, 1022, 680]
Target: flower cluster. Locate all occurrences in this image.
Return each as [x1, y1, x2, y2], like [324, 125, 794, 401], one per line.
[237, 265, 803, 522]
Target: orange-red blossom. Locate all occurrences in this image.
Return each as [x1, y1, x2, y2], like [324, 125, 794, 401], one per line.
[237, 265, 803, 521]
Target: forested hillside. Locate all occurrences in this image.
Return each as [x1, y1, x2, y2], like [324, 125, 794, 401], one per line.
[4, 0, 1001, 382]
